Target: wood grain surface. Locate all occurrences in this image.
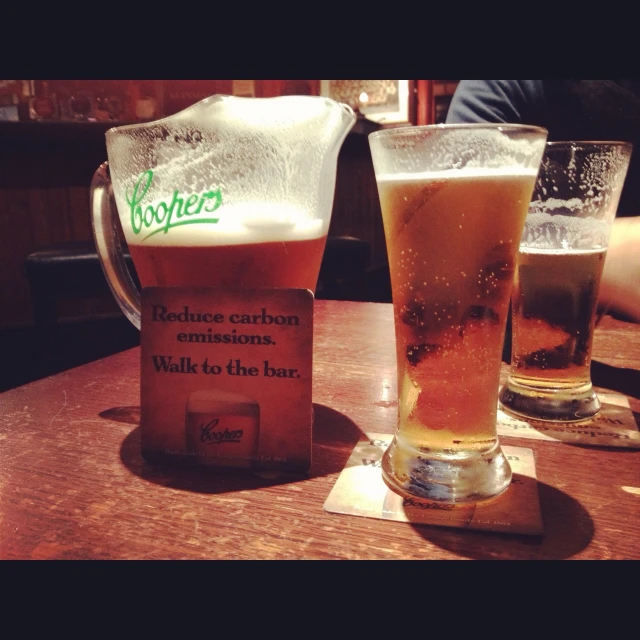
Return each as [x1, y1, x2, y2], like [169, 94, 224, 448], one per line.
[0, 300, 638, 559]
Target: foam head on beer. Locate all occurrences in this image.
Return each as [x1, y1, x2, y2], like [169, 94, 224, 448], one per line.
[105, 94, 354, 291]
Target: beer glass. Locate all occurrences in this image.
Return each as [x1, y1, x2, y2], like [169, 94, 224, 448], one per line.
[90, 94, 356, 328]
[499, 141, 632, 422]
[369, 124, 548, 503]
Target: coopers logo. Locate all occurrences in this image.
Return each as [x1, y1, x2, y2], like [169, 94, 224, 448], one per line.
[127, 169, 222, 241]
[198, 418, 244, 445]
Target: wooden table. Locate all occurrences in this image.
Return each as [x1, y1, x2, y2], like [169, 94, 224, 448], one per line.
[1, 300, 638, 559]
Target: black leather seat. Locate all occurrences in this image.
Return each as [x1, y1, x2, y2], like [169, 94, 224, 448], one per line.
[24, 241, 136, 330]
[19, 242, 139, 383]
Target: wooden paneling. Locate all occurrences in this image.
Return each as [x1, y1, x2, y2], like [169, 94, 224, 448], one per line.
[67, 186, 92, 240]
[161, 80, 232, 113]
[331, 130, 387, 268]
[0, 122, 111, 328]
[0, 187, 37, 327]
[416, 80, 460, 125]
[416, 79, 434, 125]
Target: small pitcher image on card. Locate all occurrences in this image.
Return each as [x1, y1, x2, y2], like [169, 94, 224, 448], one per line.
[185, 389, 260, 468]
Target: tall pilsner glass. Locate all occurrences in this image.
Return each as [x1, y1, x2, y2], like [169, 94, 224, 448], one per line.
[499, 141, 632, 422]
[369, 124, 548, 503]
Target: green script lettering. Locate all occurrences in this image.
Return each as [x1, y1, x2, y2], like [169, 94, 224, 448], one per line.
[127, 169, 222, 240]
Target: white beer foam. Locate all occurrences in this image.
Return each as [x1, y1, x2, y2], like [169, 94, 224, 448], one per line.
[375, 166, 540, 183]
[522, 211, 611, 250]
[124, 201, 325, 247]
[371, 126, 546, 174]
[520, 246, 607, 256]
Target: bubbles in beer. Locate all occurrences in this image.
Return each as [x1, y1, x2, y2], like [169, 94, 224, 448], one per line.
[378, 169, 537, 450]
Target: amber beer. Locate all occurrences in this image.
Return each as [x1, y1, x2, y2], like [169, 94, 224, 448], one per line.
[509, 248, 606, 389]
[126, 202, 327, 292]
[129, 237, 326, 291]
[377, 168, 536, 500]
[378, 171, 535, 502]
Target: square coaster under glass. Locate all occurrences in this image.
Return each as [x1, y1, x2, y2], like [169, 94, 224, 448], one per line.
[497, 390, 640, 449]
[324, 433, 543, 536]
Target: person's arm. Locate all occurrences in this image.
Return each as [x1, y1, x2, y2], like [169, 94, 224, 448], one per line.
[598, 217, 640, 323]
[446, 80, 546, 125]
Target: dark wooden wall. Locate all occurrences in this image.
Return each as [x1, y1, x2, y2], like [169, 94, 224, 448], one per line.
[0, 122, 109, 328]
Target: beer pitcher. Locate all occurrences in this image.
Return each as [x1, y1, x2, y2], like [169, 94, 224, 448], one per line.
[90, 94, 356, 328]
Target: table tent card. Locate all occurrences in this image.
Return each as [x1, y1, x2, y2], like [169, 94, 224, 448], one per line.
[141, 288, 313, 473]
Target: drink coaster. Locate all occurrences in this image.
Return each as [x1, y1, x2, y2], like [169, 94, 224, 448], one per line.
[323, 434, 543, 536]
[497, 390, 640, 449]
[140, 287, 314, 472]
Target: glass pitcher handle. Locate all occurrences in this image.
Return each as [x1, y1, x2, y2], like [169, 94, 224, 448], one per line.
[90, 161, 141, 329]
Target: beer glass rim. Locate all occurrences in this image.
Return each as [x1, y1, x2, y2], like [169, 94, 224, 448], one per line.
[543, 140, 633, 152]
[368, 122, 548, 141]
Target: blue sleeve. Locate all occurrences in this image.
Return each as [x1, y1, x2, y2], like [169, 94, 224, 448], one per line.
[445, 80, 546, 124]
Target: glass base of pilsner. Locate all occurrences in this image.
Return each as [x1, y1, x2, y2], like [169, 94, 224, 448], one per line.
[381, 438, 513, 504]
[498, 378, 600, 423]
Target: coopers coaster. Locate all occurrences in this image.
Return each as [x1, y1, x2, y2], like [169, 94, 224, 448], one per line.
[497, 390, 640, 449]
[324, 433, 543, 536]
[140, 287, 313, 473]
